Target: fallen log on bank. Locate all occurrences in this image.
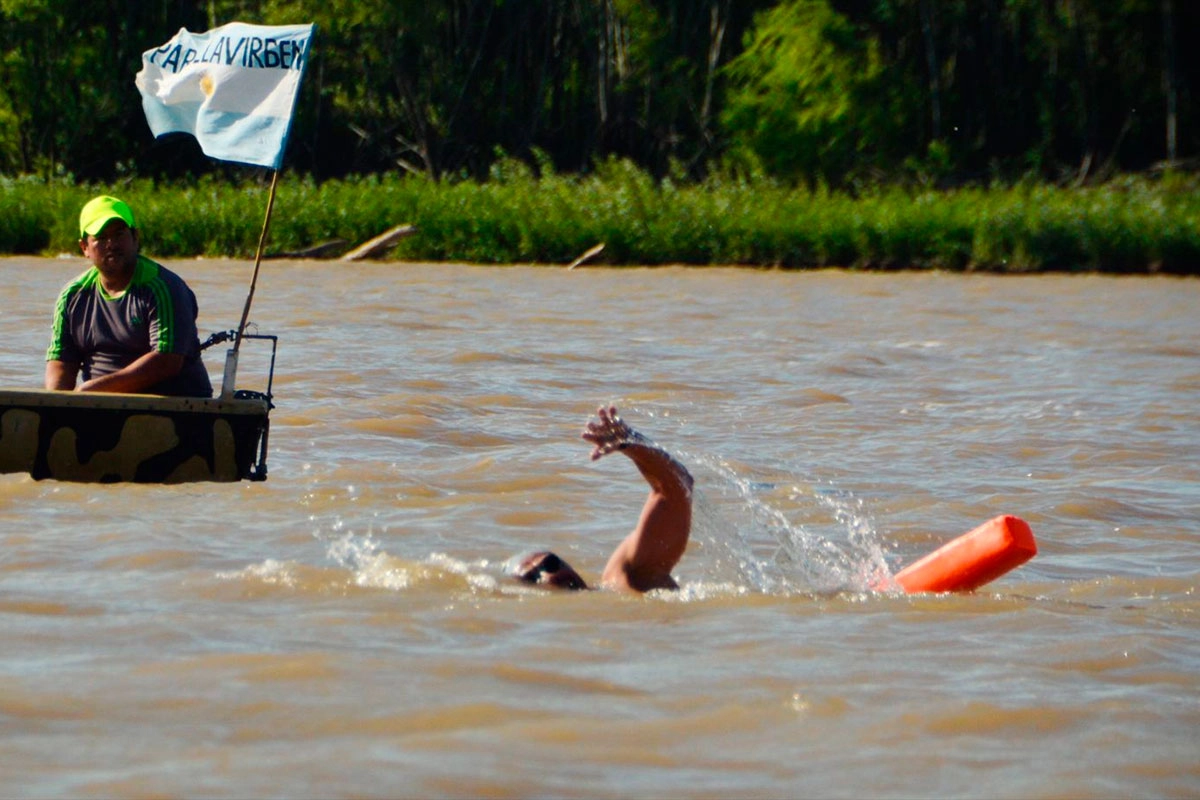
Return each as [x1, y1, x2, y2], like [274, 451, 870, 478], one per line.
[340, 224, 418, 261]
[566, 243, 606, 269]
[266, 239, 350, 259]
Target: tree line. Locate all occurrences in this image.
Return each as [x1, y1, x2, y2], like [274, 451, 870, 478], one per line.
[1, 0, 1195, 187]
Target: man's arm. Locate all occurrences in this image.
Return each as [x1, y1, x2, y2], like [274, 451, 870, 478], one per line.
[582, 405, 694, 592]
[76, 351, 184, 393]
[45, 360, 79, 391]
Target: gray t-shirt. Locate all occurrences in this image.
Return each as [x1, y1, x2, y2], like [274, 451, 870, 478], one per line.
[47, 255, 213, 397]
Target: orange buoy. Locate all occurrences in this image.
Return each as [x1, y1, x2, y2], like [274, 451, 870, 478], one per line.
[892, 515, 1037, 594]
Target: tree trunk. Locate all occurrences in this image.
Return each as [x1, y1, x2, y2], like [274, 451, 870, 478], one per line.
[919, 0, 942, 141]
[1163, 0, 1178, 163]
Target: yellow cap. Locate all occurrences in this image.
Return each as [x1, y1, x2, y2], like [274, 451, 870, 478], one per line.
[79, 195, 136, 238]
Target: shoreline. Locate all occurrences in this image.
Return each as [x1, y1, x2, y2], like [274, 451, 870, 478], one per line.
[4, 171, 1198, 274]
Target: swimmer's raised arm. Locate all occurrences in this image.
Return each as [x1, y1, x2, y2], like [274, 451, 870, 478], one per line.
[583, 406, 693, 592]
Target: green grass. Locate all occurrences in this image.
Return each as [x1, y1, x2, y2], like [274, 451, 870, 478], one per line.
[1, 166, 1197, 273]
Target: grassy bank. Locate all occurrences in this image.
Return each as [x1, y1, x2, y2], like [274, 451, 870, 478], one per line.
[2, 163, 1198, 273]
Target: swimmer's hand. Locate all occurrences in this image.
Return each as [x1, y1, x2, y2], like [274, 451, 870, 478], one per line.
[582, 405, 648, 460]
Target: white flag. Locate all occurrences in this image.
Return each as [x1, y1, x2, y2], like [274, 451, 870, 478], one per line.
[136, 22, 314, 169]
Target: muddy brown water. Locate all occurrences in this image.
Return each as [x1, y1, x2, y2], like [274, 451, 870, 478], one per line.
[2, 257, 1197, 798]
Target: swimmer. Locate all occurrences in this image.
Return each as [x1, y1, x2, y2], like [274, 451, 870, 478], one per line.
[514, 405, 693, 592]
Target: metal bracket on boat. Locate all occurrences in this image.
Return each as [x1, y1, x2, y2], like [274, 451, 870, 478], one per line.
[199, 328, 278, 482]
[200, 328, 278, 409]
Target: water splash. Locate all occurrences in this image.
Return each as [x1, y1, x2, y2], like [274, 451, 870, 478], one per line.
[319, 525, 511, 594]
[322, 531, 418, 591]
[687, 453, 893, 595]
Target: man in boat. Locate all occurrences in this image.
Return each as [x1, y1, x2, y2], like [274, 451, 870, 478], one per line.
[45, 195, 212, 397]
[514, 405, 693, 592]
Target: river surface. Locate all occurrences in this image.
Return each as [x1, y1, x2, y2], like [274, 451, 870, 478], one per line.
[1, 257, 1197, 798]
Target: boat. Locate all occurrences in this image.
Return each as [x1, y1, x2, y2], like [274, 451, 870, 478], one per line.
[4, 22, 317, 486]
[0, 331, 276, 484]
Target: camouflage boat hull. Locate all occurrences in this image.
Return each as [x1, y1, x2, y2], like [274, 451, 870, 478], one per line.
[0, 389, 270, 483]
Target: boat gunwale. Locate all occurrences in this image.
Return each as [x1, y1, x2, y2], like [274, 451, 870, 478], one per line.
[0, 388, 270, 416]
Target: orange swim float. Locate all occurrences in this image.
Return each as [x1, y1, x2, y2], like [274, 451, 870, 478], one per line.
[891, 515, 1038, 593]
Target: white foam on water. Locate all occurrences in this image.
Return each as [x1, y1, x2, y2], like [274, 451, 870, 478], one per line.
[214, 558, 301, 586]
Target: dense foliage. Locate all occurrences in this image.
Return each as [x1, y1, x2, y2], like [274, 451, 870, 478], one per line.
[1, 0, 1196, 186]
[4, 168, 1197, 272]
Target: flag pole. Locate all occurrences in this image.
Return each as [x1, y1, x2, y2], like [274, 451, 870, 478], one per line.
[137, 21, 315, 400]
[221, 168, 280, 397]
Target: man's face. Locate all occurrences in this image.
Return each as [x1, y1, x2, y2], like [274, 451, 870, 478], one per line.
[80, 219, 138, 272]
